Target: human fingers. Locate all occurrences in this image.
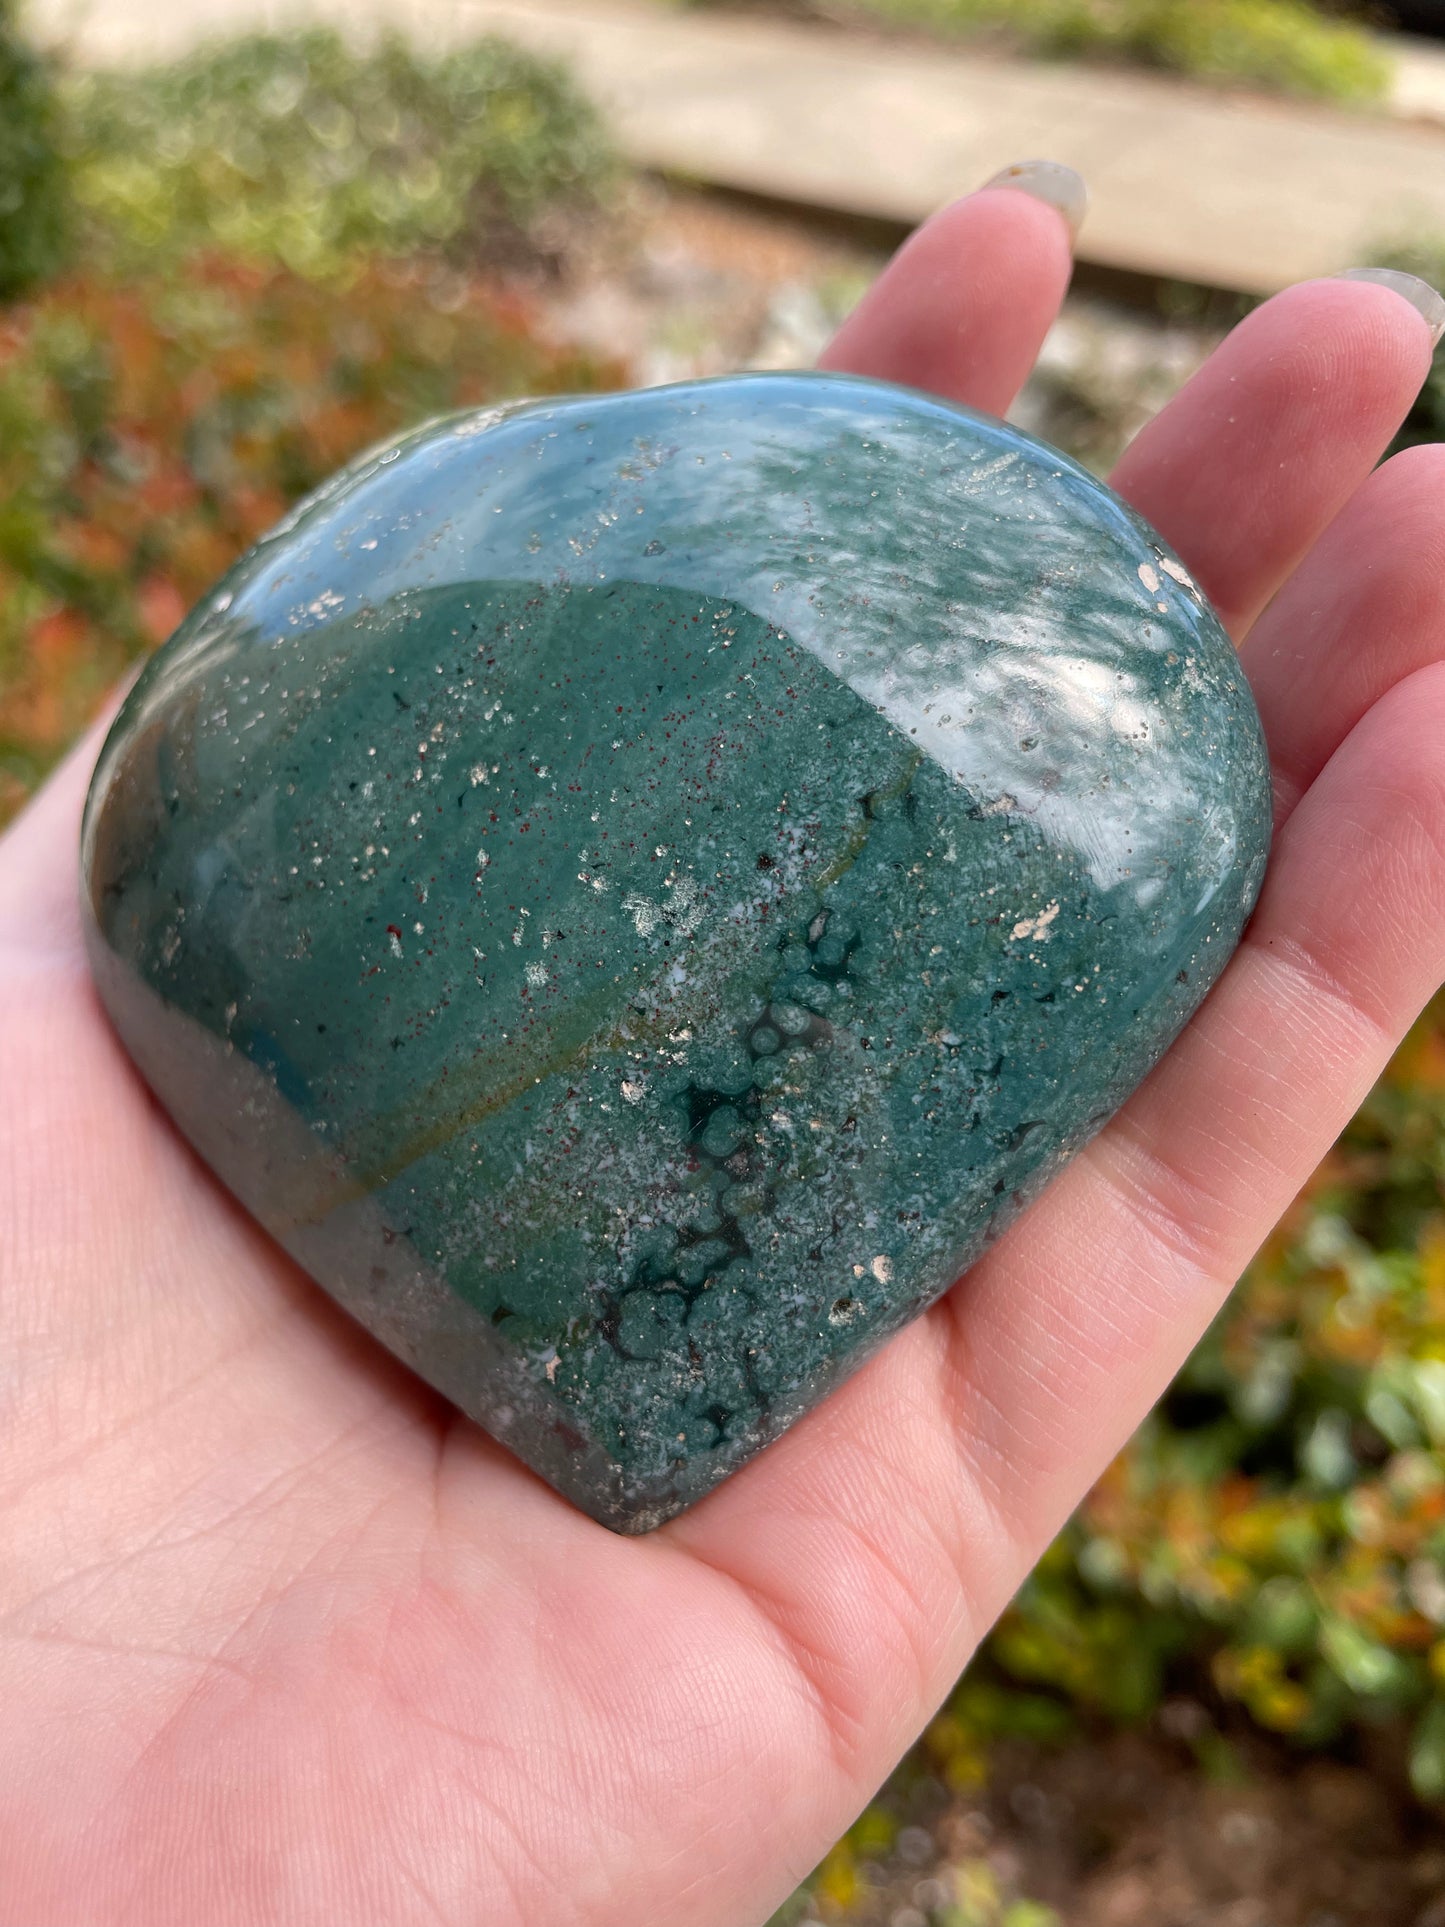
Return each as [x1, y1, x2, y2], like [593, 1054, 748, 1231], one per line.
[818, 164, 1081, 417]
[1239, 440, 1445, 822]
[1110, 275, 1437, 639]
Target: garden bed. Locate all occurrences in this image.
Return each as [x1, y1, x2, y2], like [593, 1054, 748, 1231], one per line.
[673, 0, 1393, 106]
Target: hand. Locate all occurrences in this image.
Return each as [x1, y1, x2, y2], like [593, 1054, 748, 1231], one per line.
[3, 177, 1443, 1927]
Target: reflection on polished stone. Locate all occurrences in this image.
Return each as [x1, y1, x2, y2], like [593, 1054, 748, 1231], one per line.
[80, 372, 1272, 1531]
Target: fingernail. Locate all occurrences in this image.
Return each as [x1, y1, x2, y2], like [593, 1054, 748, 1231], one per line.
[1335, 266, 1445, 350]
[983, 160, 1088, 243]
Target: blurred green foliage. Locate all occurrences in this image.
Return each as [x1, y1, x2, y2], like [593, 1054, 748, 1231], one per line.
[683, 0, 1390, 104]
[774, 1834, 1061, 1925]
[65, 29, 617, 278]
[0, 25, 624, 814]
[0, 0, 70, 296]
[0, 257, 620, 816]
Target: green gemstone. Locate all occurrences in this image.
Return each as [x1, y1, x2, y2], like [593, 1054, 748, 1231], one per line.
[81, 372, 1271, 1530]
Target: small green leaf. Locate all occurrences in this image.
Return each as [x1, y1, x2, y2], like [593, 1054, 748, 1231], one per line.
[1410, 1699, 1445, 1803]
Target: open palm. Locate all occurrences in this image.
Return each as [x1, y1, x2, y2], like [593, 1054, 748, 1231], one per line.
[4, 181, 1445, 1926]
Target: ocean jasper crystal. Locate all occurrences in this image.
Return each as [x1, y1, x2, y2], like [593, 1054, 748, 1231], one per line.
[81, 372, 1272, 1531]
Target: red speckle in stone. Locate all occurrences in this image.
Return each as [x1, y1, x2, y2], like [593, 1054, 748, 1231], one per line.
[386, 924, 402, 940]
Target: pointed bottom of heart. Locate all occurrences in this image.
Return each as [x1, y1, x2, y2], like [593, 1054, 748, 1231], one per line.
[88, 937, 871, 1532]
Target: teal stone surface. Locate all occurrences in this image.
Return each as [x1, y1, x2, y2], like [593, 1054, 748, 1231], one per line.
[81, 372, 1272, 1531]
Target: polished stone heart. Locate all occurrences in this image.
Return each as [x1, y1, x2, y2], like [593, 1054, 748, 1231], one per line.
[81, 372, 1271, 1531]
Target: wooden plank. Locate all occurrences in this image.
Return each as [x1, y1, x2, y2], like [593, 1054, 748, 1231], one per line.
[31, 0, 1445, 294]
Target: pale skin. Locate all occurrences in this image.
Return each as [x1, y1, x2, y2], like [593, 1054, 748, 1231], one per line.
[3, 180, 1445, 1925]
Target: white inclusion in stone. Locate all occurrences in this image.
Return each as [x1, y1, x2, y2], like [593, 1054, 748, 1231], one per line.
[1010, 900, 1061, 942]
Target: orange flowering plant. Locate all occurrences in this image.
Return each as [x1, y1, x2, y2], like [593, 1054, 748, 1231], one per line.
[0, 257, 619, 820]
